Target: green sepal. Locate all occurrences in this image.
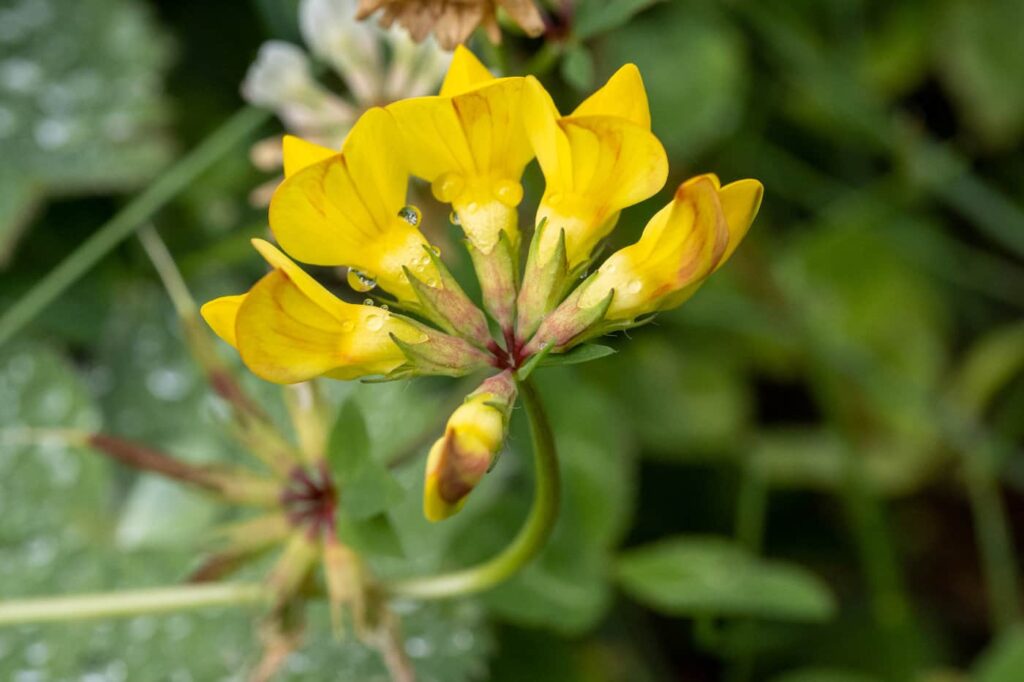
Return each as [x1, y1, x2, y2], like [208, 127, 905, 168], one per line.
[515, 342, 555, 381]
[403, 246, 490, 348]
[389, 328, 491, 378]
[466, 230, 519, 331]
[540, 343, 617, 367]
[516, 221, 572, 341]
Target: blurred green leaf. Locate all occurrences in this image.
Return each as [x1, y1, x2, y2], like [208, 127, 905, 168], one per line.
[936, 0, 1024, 149]
[973, 627, 1024, 682]
[590, 335, 751, 459]
[328, 398, 404, 520]
[600, 0, 747, 159]
[573, 0, 662, 39]
[616, 536, 836, 622]
[0, 0, 173, 258]
[336, 512, 404, 559]
[561, 43, 595, 91]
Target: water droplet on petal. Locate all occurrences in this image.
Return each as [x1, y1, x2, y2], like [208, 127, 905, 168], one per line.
[347, 268, 377, 293]
[397, 205, 421, 227]
[380, 304, 389, 312]
[429, 245, 441, 256]
[365, 314, 385, 332]
[449, 211, 460, 226]
[341, 320, 355, 333]
[362, 298, 375, 306]
[626, 279, 643, 294]
[495, 180, 523, 207]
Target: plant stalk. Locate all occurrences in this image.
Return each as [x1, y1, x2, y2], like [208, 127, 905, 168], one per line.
[385, 378, 560, 599]
[0, 106, 269, 347]
[0, 583, 270, 625]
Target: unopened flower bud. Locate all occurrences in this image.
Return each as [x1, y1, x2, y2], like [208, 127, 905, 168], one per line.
[424, 372, 517, 521]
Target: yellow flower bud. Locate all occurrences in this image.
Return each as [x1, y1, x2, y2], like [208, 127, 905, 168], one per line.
[423, 372, 516, 521]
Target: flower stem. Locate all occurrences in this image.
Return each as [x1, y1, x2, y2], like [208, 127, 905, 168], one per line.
[0, 583, 269, 626]
[385, 378, 560, 599]
[0, 106, 269, 347]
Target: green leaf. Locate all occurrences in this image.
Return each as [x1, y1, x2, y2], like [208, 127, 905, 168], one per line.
[540, 343, 617, 368]
[573, 0, 664, 40]
[600, 1, 746, 159]
[616, 536, 836, 622]
[973, 627, 1024, 682]
[561, 42, 595, 91]
[327, 398, 404, 519]
[937, 0, 1024, 148]
[337, 512, 404, 559]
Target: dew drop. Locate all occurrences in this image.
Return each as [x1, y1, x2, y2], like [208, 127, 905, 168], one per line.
[362, 298, 375, 306]
[397, 205, 421, 227]
[626, 279, 643, 294]
[145, 367, 190, 401]
[449, 211, 460, 226]
[405, 636, 433, 658]
[365, 314, 385, 332]
[380, 304, 389, 312]
[341, 320, 355, 333]
[347, 268, 377, 293]
[429, 245, 441, 256]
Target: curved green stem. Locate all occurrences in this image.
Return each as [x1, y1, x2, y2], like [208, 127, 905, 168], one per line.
[0, 583, 269, 625]
[386, 378, 560, 599]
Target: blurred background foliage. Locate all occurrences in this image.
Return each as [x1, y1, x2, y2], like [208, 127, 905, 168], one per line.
[1, 0, 1023, 680]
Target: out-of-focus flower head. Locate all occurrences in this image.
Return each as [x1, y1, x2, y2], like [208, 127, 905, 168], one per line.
[205, 47, 762, 523]
[242, 0, 451, 203]
[356, 0, 545, 50]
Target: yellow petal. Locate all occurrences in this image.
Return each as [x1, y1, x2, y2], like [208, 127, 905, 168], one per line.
[388, 78, 533, 189]
[571, 64, 651, 129]
[522, 76, 571, 197]
[200, 295, 245, 348]
[233, 241, 425, 383]
[269, 111, 437, 301]
[717, 178, 764, 264]
[535, 115, 667, 266]
[439, 45, 495, 97]
[282, 135, 336, 178]
[338, 108, 407, 230]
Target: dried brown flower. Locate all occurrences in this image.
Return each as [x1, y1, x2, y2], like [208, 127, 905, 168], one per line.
[357, 0, 545, 49]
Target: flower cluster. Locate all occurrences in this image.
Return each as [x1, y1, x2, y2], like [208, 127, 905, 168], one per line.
[203, 46, 762, 521]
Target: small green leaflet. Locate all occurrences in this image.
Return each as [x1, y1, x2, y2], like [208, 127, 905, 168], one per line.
[327, 398, 404, 520]
[616, 535, 836, 622]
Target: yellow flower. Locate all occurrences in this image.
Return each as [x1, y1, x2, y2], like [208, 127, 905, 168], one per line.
[387, 45, 533, 255]
[203, 48, 764, 524]
[201, 239, 429, 383]
[268, 107, 443, 305]
[577, 173, 763, 322]
[423, 372, 516, 521]
[522, 65, 668, 270]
